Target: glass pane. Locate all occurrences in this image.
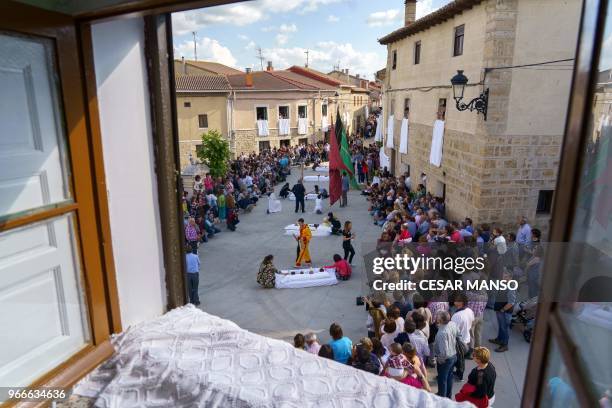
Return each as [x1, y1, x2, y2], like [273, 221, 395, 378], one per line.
[555, 0, 612, 400]
[539, 337, 580, 408]
[0, 32, 72, 221]
[0, 213, 90, 390]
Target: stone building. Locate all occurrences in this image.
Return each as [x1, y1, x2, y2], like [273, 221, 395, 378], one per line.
[175, 63, 337, 168]
[379, 0, 581, 232]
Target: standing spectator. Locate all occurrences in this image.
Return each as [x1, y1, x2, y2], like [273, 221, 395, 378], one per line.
[451, 293, 475, 381]
[318, 345, 335, 361]
[185, 247, 200, 306]
[516, 216, 532, 246]
[342, 221, 356, 264]
[294, 333, 305, 350]
[185, 217, 200, 253]
[490, 270, 517, 352]
[305, 333, 321, 355]
[341, 173, 350, 207]
[467, 284, 488, 354]
[292, 179, 306, 213]
[328, 323, 353, 364]
[433, 311, 459, 399]
[526, 245, 543, 298]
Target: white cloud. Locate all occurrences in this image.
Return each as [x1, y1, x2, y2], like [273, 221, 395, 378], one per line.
[237, 34, 250, 41]
[327, 14, 340, 22]
[175, 37, 237, 67]
[173, 0, 344, 34]
[276, 34, 289, 45]
[279, 23, 298, 33]
[366, 9, 402, 27]
[416, 0, 439, 19]
[261, 41, 381, 80]
[245, 40, 257, 50]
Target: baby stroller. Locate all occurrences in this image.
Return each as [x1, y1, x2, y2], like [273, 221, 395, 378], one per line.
[511, 296, 538, 342]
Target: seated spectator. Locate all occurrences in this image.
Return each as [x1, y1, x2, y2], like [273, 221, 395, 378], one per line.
[318, 344, 334, 360]
[328, 212, 342, 235]
[256, 254, 278, 289]
[294, 333, 305, 350]
[328, 323, 353, 364]
[305, 333, 321, 355]
[279, 182, 291, 199]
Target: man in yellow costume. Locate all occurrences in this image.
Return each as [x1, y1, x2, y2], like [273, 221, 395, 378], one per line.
[294, 218, 312, 267]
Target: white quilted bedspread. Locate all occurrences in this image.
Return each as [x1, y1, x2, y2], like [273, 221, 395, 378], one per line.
[74, 306, 468, 408]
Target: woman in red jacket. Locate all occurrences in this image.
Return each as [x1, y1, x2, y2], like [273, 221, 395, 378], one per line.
[327, 254, 352, 280]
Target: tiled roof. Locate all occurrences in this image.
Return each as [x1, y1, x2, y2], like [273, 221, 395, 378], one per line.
[226, 71, 301, 90]
[179, 60, 243, 75]
[379, 0, 484, 45]
[271, 70, 338, 91]
[287, 66, 344, 87]
[175, 75, 231, 91]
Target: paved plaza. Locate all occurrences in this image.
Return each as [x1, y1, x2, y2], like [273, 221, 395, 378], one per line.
[197, 167, 529, 407]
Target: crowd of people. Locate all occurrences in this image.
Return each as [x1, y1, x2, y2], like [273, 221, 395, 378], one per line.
[183, 130, 545, 405]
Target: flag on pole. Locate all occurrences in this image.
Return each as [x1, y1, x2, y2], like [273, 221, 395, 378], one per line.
[336, 109, 360, 189]
[328, 117, 350, 206]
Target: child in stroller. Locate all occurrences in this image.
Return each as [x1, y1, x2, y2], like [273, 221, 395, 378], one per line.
[511, 296, 538, 342]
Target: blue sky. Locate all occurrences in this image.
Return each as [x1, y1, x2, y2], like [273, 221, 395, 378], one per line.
[172, 0, 451, 79]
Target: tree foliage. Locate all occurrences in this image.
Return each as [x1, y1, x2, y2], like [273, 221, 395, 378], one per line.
[197, 130, 230, 178]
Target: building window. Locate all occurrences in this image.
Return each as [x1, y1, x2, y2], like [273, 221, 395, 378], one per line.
[453, 25, 465, 57]
[392, 50, 397, 70]
[258, 141, 270, 152]
[280, 139, 291, 147]
[278, 105, 289, 119]
[414, 41, 421, 64]
[536, 190, 554, 214]
[404, 98, 410, 118]
[198, 114, 208, 129]
[298, 105, 307, 118]
[184, 101, 191, 108]
[438, 98, 447, 120]
[322, 103, 328, 117]
[256, 106, 268, 120]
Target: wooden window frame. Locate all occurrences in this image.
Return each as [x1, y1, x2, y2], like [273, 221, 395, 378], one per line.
[453, 24, 464, 57]
[414, 41, 421, 65]
[255, 105, 268, 121]
[0, 1, 121, 402]
[297, 103, 308, 119]
[278, 104, 290, 120]
[522, 0, 606, 407]
[198, 113, 208, 129]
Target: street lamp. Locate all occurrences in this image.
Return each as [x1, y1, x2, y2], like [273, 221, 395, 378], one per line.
[450, 70, 489, 120]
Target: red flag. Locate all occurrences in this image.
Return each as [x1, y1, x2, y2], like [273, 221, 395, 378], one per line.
[328, 124, 350, 206]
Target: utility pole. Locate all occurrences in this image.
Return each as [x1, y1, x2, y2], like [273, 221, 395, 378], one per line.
[305, 49, 309, 67]
[256, 47, 264, 71]
[192, 31, 197, 61]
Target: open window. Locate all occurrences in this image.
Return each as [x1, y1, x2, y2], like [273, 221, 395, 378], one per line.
[298, 104, 307, 118]
[278, 105, 289, 119]
[256, 106, 268, 120]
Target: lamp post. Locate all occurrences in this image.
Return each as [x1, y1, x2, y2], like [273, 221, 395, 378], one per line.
[450, 70, 489, 120]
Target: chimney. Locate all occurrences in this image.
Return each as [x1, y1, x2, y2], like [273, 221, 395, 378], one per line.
[405, 0, 417, 26]
[245, 68, 253, 87]
[266, 61, 273, 71]
[182, 56, 186, 75]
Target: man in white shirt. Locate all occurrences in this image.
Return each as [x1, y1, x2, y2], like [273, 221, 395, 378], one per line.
[492, 227, 507, 255]
[451, 293, 475, 381]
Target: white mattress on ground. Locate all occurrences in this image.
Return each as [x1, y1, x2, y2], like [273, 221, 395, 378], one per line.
[275, 267, 338, 289]
[284, 224, 331, 236]
[73, 306, 469, 408]
[288, 192, 318, 200]
[314, 167, 329, 173]
[303, 175, 329, 182]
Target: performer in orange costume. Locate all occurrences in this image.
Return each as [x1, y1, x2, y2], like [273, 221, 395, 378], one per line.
[294, 218, 312, 267]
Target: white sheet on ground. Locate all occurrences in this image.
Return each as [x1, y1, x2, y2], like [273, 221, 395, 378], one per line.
[288, 192, 318, 201]
[275, 267, 337, 289]
[399, 118, 409, 154]
[73, 306, 468, 407]
[278, 118, 290, 135]
[386, 115, 394, 148]
[429, 119, 445, 167]
[257, 119, 269, 136]
[303, 175, 329, 182]
[268, 193, 282, 213]
[298, 117, 308, 135]
[284, 223, 331, 236]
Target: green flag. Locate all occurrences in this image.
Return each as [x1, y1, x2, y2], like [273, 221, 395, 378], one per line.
[336, 110, 360, 189]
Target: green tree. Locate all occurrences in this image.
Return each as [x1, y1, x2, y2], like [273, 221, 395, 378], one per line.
[197, 130, 230, 178]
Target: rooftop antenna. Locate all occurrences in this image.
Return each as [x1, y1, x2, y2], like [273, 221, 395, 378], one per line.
[305, 49, 309, 67]
[192, 31, 197, 61]
[256, 47, 265, 71]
